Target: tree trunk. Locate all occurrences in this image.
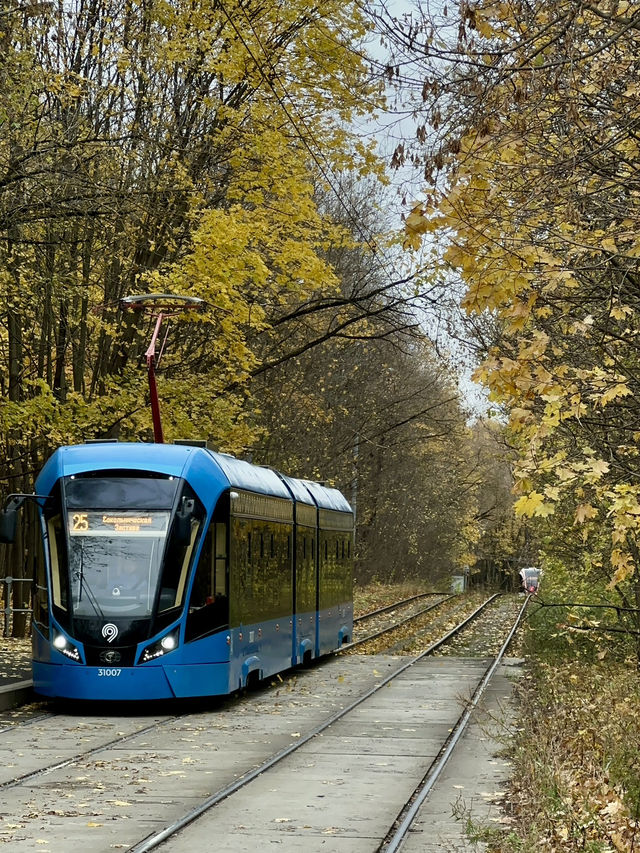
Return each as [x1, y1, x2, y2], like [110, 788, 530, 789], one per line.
[53, 299, 69, 402]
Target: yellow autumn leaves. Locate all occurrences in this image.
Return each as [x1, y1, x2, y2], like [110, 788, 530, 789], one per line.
[0, 0, 383, 458]
[401, 0, 640, 589]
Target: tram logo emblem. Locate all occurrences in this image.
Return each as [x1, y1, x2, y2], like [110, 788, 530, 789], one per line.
[102, 623, 119, 643]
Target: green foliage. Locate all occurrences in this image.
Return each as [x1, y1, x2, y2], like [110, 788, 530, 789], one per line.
[521, 553, 639, 666]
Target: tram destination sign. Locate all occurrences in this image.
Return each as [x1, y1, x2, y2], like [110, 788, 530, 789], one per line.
[68, 510, 169, 536]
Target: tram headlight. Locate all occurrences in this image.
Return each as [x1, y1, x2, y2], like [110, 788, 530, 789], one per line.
[140, 629, 180, 663]
[52, 633, 81, 662]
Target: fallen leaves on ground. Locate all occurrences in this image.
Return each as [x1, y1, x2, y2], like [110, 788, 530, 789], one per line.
[504, 660, 640, 852]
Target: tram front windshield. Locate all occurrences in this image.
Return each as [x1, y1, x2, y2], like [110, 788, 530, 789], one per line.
[68, 510, 170, 617]
[63, 475, 179, 618]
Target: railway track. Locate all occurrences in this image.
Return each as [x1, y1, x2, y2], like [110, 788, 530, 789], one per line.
[380, 595, 528, 852]
[0, 590, 452, 734]
[129, 594, 527, 852]
[354, 590, 449, 623]
[383, 591, 526, 659]
[350, 591, 454, 649]
[349, 589, 512, 656]
[0, 592, 527, 851]
[0, 589, 451, 739]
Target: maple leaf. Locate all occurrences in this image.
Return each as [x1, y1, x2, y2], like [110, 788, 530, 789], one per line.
[513, 491, 545, 517]
[574, 504, 598, 524]
[608, 549, 636, 586]
[599, 383, 632, 406]
[583, 459, 610, 484]
[405, 209, 432, 235]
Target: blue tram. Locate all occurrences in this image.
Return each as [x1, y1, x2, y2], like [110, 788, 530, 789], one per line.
[15, 440, 353, 701]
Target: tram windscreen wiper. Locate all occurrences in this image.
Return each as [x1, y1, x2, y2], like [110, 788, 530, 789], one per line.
[74, 548, 105, 620]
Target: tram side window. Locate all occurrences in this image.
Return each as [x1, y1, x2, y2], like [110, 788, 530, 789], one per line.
[158, 487, 205, 614]
[47, 512, 69, 612]
[231, 517, 292, 624]
[340, 532, 353, 601]
[264, 521, 292, 619]
[186, 520, 229, 642]
[319, 531, 351, 609]
[214, 522, 227, 597]
[295, 526, 315, 615]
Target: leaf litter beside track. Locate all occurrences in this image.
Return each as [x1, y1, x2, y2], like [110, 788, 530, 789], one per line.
[353, 580, 429, 618]
[0, 638, 31, 682]
[349, 590, 492, 656]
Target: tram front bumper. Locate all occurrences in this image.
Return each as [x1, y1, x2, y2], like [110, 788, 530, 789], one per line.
[32, 661, 176, 701]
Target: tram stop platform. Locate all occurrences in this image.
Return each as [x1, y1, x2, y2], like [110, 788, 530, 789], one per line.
[0, 639, 33, 711]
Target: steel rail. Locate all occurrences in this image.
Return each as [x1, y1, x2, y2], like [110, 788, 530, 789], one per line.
[127, 592, 503, 853]
[345, 594, 455, 651]
[0, 714, 182, 790]
[0, 710, 54, 735]
[0, 595, 500, 794]
[379, 594, 530, 853]
[354, 591, 451, 623]
[383, 592, 502, 656]
[403, 592, 501, 655]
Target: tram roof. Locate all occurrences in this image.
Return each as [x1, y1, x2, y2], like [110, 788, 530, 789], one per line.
[302, 479, 353, 513]
[36, 442, 351, 510]
[277, 474, 316, 506]
[210, 453, 290, 500]
[37, 442, 197, 488]
[269, 473, 353, 513]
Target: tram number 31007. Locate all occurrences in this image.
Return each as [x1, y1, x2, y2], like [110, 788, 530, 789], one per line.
[98, 668, 122, 677]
